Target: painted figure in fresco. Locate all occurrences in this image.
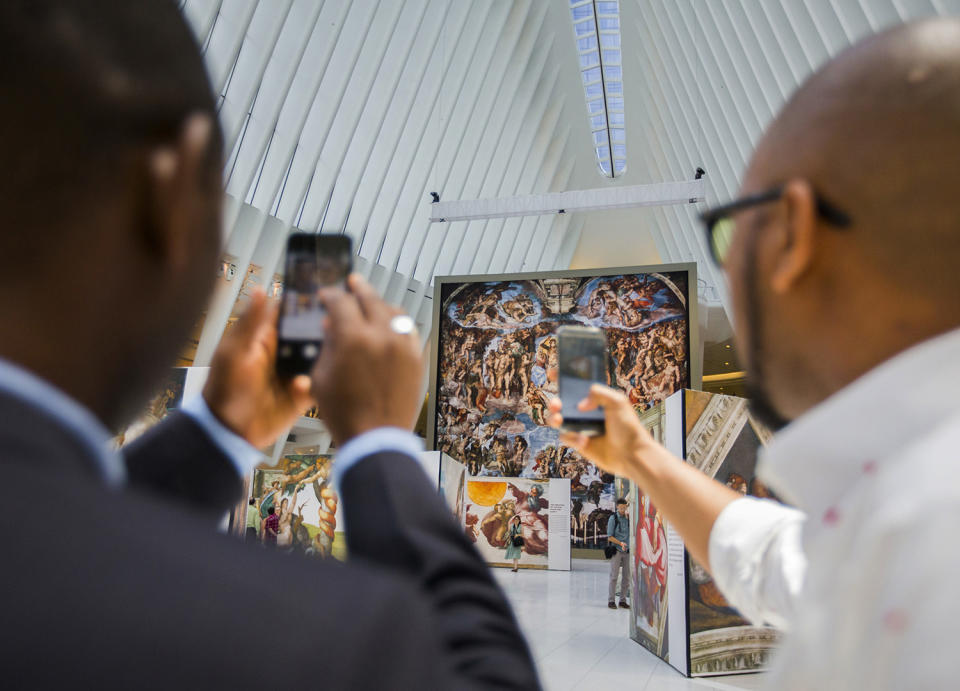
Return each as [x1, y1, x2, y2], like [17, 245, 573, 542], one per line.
[289, 502, 312, 554]
[689, 558, 734, 611]
[502, 298, 525, 323]
[463, 291, 501, 327]
[516, 350, 532, 398]
[277, 457, 329, 495]
[509, 483, 548, 555]
[533, 446, 556, 479]
[496, 349, 513, 399]
[147, 383, 181, 420]
[480, 501, 517, 548]
[276, 485, 307, 550]
[309, 483, 338, 558]
[526, 388, 548, 426]
[259, 480, 282, 519]
[491, 435, 511, 475]
[750, 477, 775, 499]
[464, 509, 479, 543]
[468, 361, 486, 410]
[725, 473, 748, 495]
[463, 437, 485, 476]
[637, 497, 667, 627]
[502, 436, 529, 477]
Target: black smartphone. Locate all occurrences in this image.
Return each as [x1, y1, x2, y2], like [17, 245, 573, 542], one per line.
[557, 325, 608, 436]
[276, 233, 352, 377]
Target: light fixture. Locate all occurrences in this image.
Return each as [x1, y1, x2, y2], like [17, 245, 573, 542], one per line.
[569, 0, 625, 178]
[429, 179, 705, 222]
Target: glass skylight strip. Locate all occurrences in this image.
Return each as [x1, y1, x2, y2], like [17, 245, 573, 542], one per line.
[577, 35, 598, 51]
[569, 0, 625, 178]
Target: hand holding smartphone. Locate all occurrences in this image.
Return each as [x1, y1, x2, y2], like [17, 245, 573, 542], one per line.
[557, 325, 608, 436]
[276, 233, 352, 377]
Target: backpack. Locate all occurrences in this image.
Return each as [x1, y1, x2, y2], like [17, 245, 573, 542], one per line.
[604, 514, 623, 559]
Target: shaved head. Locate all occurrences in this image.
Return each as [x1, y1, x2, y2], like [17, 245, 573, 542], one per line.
[726, 18, 960, 426]
[748, 18, 960, 297]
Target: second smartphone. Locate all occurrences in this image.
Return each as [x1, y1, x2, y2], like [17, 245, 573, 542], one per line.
[556, 325, 608, 436]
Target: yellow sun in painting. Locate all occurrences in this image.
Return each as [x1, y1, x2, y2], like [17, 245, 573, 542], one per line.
[467, 481, 507, 507]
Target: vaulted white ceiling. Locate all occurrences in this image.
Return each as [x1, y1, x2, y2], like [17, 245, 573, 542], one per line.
[182, 0, 597, 284]
[180, 0, 960, 358]
[598, 0, 960, 321]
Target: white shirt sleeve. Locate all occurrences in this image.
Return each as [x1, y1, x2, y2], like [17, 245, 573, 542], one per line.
[708, 496, 808, 630]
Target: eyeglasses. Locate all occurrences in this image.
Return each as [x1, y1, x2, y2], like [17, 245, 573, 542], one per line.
[699, 186, 852, 266]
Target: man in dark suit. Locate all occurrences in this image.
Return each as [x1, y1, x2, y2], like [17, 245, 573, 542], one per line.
[0, 1, 540, 688]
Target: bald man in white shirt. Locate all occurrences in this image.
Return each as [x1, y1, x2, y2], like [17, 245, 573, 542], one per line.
[551, 18, 960, 690]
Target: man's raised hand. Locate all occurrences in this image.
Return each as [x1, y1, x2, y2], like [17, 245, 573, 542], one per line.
[203, 290, 315, 449]
[547, 384, 656, 479]
[309, 274, 424, 446]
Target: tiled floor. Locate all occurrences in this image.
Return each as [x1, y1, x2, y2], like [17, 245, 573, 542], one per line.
[493, 559, 766, 691]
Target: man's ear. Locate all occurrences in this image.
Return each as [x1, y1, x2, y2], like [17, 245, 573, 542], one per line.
[142, 113, 216, 271]
[769, 178, 818, 295]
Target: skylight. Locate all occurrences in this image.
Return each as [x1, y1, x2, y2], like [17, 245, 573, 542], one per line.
[569, 0, 625, 177]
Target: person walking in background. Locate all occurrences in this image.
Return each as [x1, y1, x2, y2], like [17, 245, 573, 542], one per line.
[262, 506, 279, 546]
[244, 497, 260, 542]
[505, 514, 523, 572]
[607, 498, 630, 610]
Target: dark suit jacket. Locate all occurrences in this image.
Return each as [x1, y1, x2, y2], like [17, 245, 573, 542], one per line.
[0, 391, 540, 689]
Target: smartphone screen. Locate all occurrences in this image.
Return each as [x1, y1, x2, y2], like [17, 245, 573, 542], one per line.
[557, 325, 607, 435]
[276, 233, 352, 376]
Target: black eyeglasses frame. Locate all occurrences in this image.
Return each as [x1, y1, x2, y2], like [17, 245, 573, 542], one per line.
[699, 186, 853, 266]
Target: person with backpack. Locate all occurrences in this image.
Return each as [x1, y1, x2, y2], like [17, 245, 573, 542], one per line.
[607, 498, 630, 609]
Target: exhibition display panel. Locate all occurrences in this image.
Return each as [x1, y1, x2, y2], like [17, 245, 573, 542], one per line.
[245, 454, 345, 560]
[431, 451, 571, 571]
[428, 265, 699, 555]
[630, 390, 780, 677]
[116, 366, 208, 445]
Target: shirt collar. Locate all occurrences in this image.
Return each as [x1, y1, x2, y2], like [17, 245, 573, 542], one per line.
[757, 327, 960, 521]
[0, 357, 125, 486]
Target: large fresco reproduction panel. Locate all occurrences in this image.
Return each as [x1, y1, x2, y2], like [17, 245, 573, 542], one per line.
[433, 270, 692, 550]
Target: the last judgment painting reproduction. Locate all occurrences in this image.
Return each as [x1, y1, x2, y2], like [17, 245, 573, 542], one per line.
[433, 270, 691, 550]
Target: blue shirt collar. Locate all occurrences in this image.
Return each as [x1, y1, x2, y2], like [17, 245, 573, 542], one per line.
[0, 357, 125, 485]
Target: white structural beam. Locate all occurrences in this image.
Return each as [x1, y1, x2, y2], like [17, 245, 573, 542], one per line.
[428, 179, 705, 223]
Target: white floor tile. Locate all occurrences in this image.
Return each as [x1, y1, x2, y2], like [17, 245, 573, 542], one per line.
[494, 559, 766, 691]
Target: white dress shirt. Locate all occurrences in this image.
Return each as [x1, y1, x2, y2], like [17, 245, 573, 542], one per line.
[708, 327, 960, 690]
